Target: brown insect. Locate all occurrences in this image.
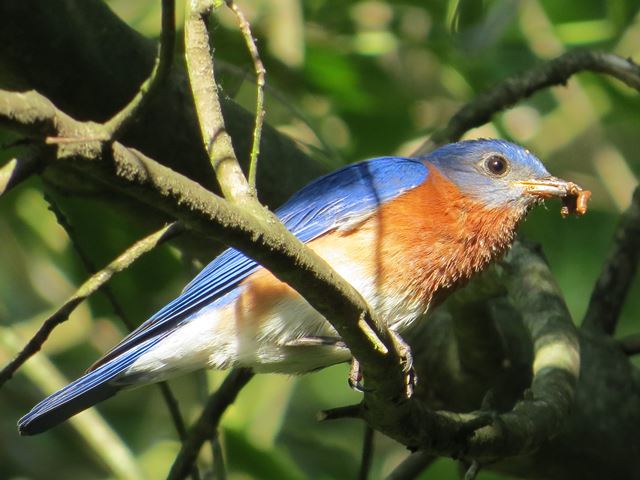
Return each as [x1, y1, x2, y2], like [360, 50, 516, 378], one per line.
[560, 182, 591, 218]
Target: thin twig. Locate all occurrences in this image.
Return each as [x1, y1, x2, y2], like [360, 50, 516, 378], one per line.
[464, 460, 480, 480]
[216, 61, 340, 164]
[0, 222, 183, 388]
[416, 50, 640, 153]
[159, 385, 201, 480]
[358, 425, 375, 480]
[225, 0, 266, 189]
[45, 136, 108, 144]
[167, 368, 254, 480]
[386, 451, 435, 480]
[185, 0, 254, 203]
[155, 383, 186, 438]
[103, 0, 176, 138]
[582, 186, 640, 334]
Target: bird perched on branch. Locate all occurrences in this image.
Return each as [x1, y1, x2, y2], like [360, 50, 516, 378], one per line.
[18, 139, 588, 435]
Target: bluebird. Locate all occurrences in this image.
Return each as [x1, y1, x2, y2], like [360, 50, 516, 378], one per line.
[18, 139, 586, 435]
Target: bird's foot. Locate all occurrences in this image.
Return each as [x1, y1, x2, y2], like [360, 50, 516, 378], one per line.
[389, 330, 417, 398]
[347, 332, 417, 398]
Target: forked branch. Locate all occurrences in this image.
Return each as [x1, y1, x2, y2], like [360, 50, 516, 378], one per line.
[417, 50, 640, 152]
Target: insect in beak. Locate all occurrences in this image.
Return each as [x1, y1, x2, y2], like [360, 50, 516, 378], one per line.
[516, 177, 591, 217]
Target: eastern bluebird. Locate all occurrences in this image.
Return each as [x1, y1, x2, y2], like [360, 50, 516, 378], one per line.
[18, 139, 586, 435]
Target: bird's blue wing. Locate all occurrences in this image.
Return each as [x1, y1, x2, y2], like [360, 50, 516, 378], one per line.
[90, 157, 430, 369]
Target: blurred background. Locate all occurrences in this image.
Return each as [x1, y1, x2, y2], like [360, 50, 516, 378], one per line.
[1, 0, 639, 478]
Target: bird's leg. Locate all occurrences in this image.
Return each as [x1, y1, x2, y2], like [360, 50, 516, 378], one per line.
[389, 330, 417, 398]
[284, 337, 370, 392]
[284, 336, 347, 348]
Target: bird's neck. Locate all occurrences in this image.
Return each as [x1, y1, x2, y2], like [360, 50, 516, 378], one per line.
[377, 165, 526, 306]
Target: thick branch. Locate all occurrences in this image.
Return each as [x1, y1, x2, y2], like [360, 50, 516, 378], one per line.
[493, 241, 580, 452]
[417, 50, 640, 152]
[582, 186, 640, 334]
[0, 89, 69, 138]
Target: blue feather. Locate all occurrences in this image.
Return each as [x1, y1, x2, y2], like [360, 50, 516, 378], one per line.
[18, 156, 428, 434]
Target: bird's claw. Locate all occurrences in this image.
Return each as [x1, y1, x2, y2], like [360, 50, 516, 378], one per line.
[347, 332, 417, 398]
[348, 358, 371, 392]
[389, 330, 417, 398]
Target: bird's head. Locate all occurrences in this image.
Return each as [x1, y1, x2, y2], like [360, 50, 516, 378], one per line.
[424, 139, 581, 213]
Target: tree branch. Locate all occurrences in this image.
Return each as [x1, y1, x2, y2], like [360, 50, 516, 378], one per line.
[0, 222, 182, 387]
[0, 89, 70, 138]
[417, 50, 640, 152]
[168, 368, 254, 480]
[103, 0, 176, 139]
[582, 186, 640, 334]
[185, 0, 254, 203]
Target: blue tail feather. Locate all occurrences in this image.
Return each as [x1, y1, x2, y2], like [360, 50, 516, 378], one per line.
[18, 336, 166, 435]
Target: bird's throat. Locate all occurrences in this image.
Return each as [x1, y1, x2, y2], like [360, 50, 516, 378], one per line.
[373, 167, 525, 307]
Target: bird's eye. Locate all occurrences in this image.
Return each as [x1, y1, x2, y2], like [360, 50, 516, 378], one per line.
[484, 155, 509, 176]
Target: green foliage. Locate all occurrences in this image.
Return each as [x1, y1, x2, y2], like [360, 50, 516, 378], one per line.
[1, 0, 639, 478]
